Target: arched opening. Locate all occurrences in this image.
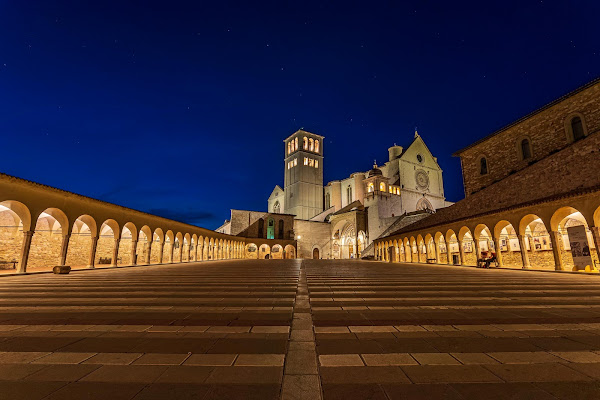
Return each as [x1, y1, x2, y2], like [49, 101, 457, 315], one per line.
[66, 215, 97, 269]
[325, 193, 331, 209]
[551, 207, 597, 271]
[245, 243, 258, 259]
[150, 229, 164, 264]
[494, 221, 523, 268]
[136, 226, 152, 265]
[312, 247, 320, 259]
[95, 220, 119, 266]
[473, 224, 493, 261]
[284, 244, 296, 259]
[29, 208, 69, 271]
[457, 227, 476, 266]
[164, 231, 175, 262]
[191, 234, 198, 261]
[205, 237, 211, 260]
[357, 231, 366, 259]
[278, 219, 284, 239]
[480, 157, 488, 175]
[347, 185, 353, 204]
[416, 198, 433, 212]
[259, 244, 270, 259]
[258, 218, 264, 238]
[273, 201, 281, 214]
[518, 215, 554, 270]
[267, 218, 275, 239]
[117, 223, 137, 266]
[434, 232, 447, 264]
[520, 138, 532, 160]
[271, 244, 283, 259]
[0, 201, 32, 273]
[197, 235, 204, 261]
[571, 116, 585, 142]
[445, 230, 460, 265]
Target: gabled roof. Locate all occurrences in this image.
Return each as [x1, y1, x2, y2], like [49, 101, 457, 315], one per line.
[268, 185, 283, 200]
[453, 77, 600, 156]
[283, 129, 324, 141]
[386, 132, 600, 238]
[397, 133, 442, 170]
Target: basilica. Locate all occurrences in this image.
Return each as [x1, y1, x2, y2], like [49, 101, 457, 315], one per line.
[218, 129, 452, 259]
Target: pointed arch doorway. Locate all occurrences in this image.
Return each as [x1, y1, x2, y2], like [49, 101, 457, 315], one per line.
[313, 248, 320, 259]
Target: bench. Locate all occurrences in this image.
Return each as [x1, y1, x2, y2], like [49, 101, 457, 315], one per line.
[0, 261, 17, 270]
[426, 258, 437, 264]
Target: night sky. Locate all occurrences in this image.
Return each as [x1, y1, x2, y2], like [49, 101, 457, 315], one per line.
[1, 1, 599, 229]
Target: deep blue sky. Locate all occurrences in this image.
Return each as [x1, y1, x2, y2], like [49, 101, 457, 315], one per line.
[1, 1, 599, 229]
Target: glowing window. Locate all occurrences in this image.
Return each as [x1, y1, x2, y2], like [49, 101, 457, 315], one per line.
[315, 160, 318, 168]
[287, 142, 291, 155]
[309, 138, 314, 151]
[294, 158, 297, 166]
[315, 140, 319, 153]
[368, 183, 374, 192]
[294, 137, 298, 151]
[389, 186, 393, 193]
[304, 157, 308, 165]
[303, 137, 308, 149]
[309, 158, 314, 167]
[380, 182, 386, 191]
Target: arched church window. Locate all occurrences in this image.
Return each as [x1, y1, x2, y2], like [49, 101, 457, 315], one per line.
[258, 218, 264, 238]
[571, 116, 585, 141]
[325, 193, 331, 209]
[287, 142, 291, 155]
[368, 183, 374, 192]
[520, 138, 532, 160]
[273, 201, 280, 214]
[347, 185, 352, 203]
[480, 157, 488, 175]
[278, 220, 284, 239]
[416, 197, 433, 211]
[315, 140, 320, 153]
[379, 182, 386, 191]
[309, 138, 314, 151]
[303, 137, 308, 149]
[267, 218, 275, 239]
[294, 137, 298, 151]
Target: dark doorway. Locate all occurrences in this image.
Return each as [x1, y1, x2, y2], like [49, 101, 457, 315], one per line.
[313, 248, 320, 259]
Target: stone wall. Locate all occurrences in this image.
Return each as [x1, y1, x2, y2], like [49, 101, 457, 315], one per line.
[229, 210, 295, 239]
[294, 220, 331, 259]
[459, 80, 600, 196]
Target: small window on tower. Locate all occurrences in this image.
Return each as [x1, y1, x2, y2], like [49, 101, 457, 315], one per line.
[294, 158, 297, 166]
[287, 142, 291, 155]
[380, 182, 386, 191]
[389, 186, 393, 193]
[368, 183, 374, 192]
[309, 138, 314, 151]
[309, 158, 314, 167]
[304, 157, 308, 165]
[315, 140, 320, 153]
[303, 137, 308, 149]
[315, 160, 318, 168]
[294, 137, 298, 151]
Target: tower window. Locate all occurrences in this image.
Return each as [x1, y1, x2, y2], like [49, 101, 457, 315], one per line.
[380, 182, 386, 191]
[480, 157, 488, 175]
[294, 158, 297, 166]
[309, 138, 314, 151]
[304, 157, 308, 165]
[571, 116, 585, 141]
[325, 193, 331, 209]
[315, 160, 318, 168]
[315, 140, 319, 153]
[294, 137, 298, 151]
[520, 138, 532, 160]
[303, 137, 308, 149]
[287, 142, 291, 155]
[347, 185, 352, 203]
[368, 183, 374, 192]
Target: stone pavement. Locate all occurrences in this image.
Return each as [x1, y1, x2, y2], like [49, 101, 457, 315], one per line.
[0, 260, 600, 399]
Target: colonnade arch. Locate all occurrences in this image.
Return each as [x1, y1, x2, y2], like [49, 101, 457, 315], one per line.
[375, 198, 600, 272]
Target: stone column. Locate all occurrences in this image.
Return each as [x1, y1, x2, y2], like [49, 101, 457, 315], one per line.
[88, 236, 98, 268]
[493, 236, 504, 268]
[170, 244, 175, 263]
[434, 241, 441, 264]
[549, 230, 563, 271]
[17, 230, 34, 274]
[59, 234, 71, 266]
[112, 238, 120, 266]
[131, 239, 138, 265]
[518, 234, 531, 269]
[158, 242, 165, 264]
[458, 240, 465, 265]
[146, 241, 152, 264]
[475, 238, 482, 260]
[591, 227, 600, 268]
[188, 245, 192, 262]
[447, 243, 453, 265]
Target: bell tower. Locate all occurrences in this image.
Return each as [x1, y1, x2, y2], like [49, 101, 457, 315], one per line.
[283, 129, 324, 220]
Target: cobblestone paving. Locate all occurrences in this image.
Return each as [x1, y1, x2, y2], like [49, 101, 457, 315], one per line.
[1, 259, 600, 399]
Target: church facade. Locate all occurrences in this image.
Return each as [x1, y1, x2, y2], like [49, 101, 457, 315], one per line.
[264, 129, 452, 259]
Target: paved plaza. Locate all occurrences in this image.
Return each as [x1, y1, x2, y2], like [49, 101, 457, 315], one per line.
[0, 260, 600, 399]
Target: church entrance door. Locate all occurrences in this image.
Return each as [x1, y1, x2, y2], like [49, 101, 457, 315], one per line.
[313, 248, 320, 259]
